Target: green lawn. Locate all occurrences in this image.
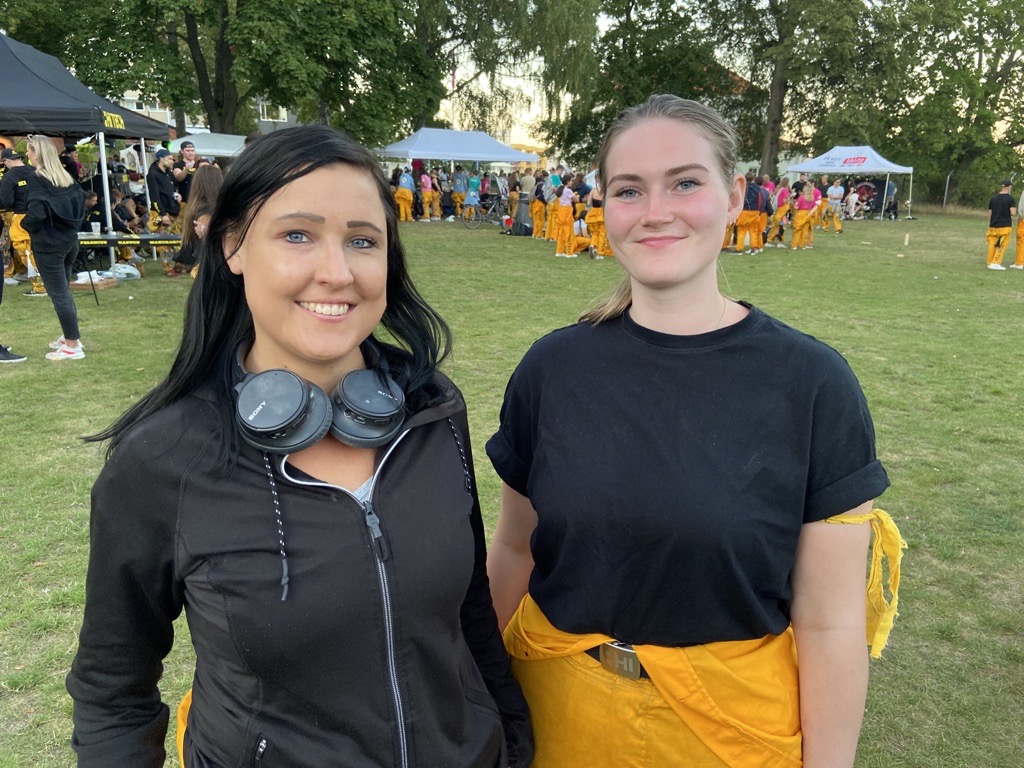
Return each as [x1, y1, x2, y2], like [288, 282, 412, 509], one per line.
[1, 211, 1022, 766]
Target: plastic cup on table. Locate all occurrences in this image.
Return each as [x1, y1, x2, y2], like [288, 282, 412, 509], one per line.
[90, 223, 101, 235]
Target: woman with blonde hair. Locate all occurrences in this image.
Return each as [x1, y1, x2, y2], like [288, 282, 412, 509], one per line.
[23, 135, 87, 360]
[487, 94, 901, 767]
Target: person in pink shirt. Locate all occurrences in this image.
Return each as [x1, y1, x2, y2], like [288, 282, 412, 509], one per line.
[766, 178, 791, 248]
[791, 184, 817, 250]
[761, 174, 776, 195]
[419, 171, 436, 222]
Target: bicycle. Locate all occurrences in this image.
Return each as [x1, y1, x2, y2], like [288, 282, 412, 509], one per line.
[462, 195, 507, 229]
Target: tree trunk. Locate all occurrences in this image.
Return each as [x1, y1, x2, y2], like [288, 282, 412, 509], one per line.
[760, 55, 788, 178]
[212, 0, 239, 132]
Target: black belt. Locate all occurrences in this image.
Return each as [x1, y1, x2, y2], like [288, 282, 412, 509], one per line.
[584, 643, 650, 679]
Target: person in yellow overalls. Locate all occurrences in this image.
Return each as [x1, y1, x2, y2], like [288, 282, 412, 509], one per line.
[530, 171, 548, 239]
[0, 148, 36, 286]
[986, 180, 1016, 270]
[486, 94, 902, 768]
[766, 178, 791, 248]
[584, 184, 612, 258]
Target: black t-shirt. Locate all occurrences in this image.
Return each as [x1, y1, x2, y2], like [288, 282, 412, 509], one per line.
[0, 165, 35, 213]
[988, 193, 1015, 228]
[487, 305, 889, 647]
[173, 161, 196, 202]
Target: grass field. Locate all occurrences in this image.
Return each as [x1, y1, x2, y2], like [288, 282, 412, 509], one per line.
[1, 210, 1022, 766]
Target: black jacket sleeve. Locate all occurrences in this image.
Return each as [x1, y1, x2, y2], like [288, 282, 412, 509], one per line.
[66, 438, 185, 768]
[452, 410, 534, 768]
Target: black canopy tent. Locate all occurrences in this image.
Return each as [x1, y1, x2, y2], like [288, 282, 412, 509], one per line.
[0, 33, 170, 268]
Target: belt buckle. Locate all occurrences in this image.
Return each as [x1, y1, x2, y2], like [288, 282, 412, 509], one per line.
[598, 641, 642, 680]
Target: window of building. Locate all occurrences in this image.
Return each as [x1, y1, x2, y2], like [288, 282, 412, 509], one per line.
[259, 103, 288, 122]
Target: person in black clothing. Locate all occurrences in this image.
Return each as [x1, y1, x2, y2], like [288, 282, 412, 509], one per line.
[23, 135, 87, 360]
[60, 144, 83, 183]
[80, 191, 104, 233]
[985, 179, 1016, 270]
[146, 149, 180, 227]
[67, 125, 532, 768]
[171, 140, 198, 202]
[0, 147, 36, 283]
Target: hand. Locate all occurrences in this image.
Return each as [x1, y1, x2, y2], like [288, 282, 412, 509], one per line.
[173, 192, 182, 202]
[161, 214, 171, 225]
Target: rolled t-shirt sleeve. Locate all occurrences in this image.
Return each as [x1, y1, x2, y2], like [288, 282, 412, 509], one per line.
[486, 363, 537, 497]
[804, 350, 890, 521]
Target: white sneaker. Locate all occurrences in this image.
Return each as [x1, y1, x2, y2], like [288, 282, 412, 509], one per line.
[446, 215, 455, 222]
[1008, 264, 1023, 269]
[566, 253, 578, 258]
[555, 253, 567, 258]
[988, 263, 1007, 270]
[594, 256, 605, 260]
[49, 336, 84, 351]
[45, 343, 85, 361]
[4, 277, 17, 286]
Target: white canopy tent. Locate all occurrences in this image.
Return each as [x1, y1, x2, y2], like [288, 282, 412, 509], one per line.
[168, 132, 246, 158]
[787, 145, 914, 219]
[378, 128, 538, 163]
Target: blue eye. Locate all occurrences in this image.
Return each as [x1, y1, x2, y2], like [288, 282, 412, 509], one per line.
[351, 236, 378, 249]
[285, 231, 308, 243]
[613, 187, 640, 199]
[675, 179, 699, 191]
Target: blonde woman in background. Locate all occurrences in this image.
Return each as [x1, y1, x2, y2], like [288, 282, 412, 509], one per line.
[23, 135, 87, 361]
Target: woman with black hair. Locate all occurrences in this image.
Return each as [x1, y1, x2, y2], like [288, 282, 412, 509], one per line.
[67, 126, 531, 768]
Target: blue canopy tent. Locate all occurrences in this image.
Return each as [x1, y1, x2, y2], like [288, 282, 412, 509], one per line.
[378, 128, 538, 163]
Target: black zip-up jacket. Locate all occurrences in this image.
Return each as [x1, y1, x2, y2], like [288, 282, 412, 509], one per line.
[67, 374, 532, 767]
[147, 163, 179, 216]
[21, 175, 86, 253]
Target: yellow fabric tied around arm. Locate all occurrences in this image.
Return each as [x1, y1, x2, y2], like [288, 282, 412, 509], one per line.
[823, 508, 906, 659]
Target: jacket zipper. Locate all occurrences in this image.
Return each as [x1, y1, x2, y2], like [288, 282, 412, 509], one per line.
[253, 735, 268, 765]
[364, 433, 410, 768]
[278, 432, 411, 768]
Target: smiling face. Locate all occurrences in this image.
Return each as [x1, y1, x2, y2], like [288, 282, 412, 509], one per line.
[226, 163, 388, 389]
[602, 118, 743, 297]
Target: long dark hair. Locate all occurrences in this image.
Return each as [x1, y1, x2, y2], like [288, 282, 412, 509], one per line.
[88, 125, 452, 460]
[179, 164, 223, 251]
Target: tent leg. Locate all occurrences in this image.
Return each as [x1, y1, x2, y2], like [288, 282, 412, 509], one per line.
[98, 132, 118, 272]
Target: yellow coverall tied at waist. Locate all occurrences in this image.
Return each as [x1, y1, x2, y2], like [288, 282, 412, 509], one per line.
[501, 508, 903, 768]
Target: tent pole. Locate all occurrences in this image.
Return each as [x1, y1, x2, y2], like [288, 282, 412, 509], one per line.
[140, 138, 158, 260]
[906, 173, 914, 219]
[879, 173, 890, 222]
[97, 132, 117, 272]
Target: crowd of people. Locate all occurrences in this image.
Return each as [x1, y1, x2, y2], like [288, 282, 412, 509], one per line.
[721, 172, 900, 254]
[388, 162, 615, 259]
[0, 134, 253, 362]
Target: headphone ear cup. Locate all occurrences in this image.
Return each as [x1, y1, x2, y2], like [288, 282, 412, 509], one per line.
[328, 369, 405, 449]
[328, 417, 402, 449]
[235, 370, 333, 454]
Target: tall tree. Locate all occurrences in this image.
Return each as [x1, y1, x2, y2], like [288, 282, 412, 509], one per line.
[538, 0, 756, 169]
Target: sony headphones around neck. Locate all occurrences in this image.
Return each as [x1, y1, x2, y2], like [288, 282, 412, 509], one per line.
[233, 341, 406, 454]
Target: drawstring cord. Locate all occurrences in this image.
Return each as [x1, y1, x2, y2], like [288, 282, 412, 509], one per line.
[262, 452, 290, 601]
[262, 419, 468, 603]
